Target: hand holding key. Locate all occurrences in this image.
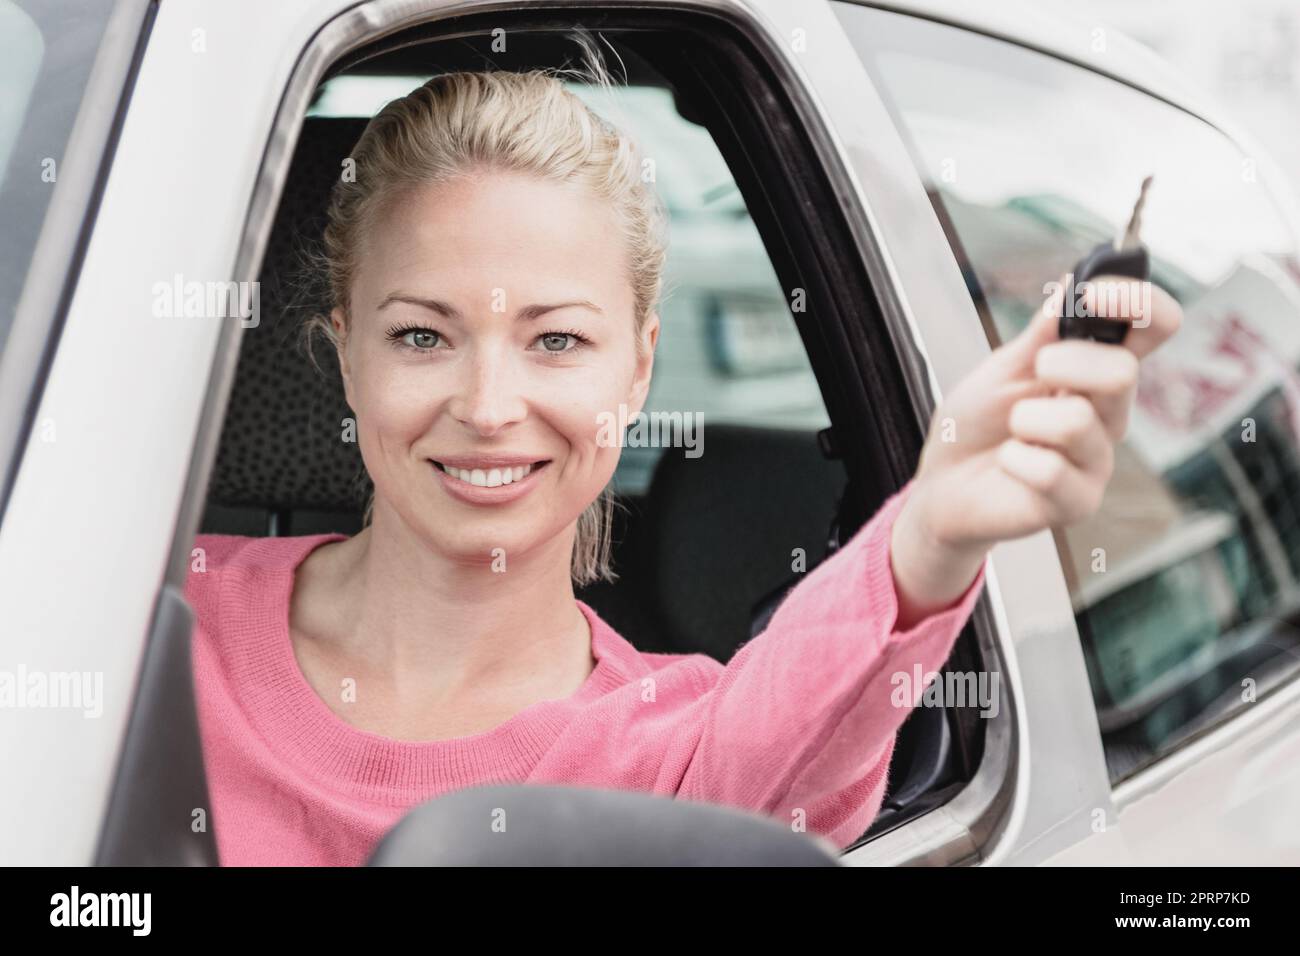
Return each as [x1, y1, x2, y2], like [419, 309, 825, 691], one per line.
[888, 177, 1183, 627]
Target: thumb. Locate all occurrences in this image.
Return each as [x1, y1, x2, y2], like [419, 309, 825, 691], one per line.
[994, 275, 1065, 371]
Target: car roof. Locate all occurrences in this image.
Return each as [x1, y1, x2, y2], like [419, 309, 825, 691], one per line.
[857, 0, 1300, 233]
[858, 0, 1221, 123]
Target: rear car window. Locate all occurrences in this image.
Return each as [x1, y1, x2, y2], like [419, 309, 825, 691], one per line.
[836, 2, 1300, 780]
[0, 0, 115, 363]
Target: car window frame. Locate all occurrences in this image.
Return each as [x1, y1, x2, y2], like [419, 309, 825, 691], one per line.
[137, 0, 1026, 867]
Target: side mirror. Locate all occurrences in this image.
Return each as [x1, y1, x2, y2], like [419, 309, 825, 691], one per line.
[367, 784, 841, 866]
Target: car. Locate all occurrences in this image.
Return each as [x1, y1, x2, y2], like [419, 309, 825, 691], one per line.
[2, 0, 1298, 866]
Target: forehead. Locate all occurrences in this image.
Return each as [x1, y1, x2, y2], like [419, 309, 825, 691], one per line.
[355, 170, 633, 304]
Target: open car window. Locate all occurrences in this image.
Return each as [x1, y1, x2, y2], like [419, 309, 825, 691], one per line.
[837, 2, 1300, 781]
[187, 15, 990, 855]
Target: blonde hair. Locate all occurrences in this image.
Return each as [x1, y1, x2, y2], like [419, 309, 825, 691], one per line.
[305, 56, 667, 586]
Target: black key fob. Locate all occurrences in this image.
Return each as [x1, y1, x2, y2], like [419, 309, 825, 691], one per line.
[1058, 243, 1149, 345]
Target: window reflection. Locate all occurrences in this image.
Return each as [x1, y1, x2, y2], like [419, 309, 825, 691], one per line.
[838, 4, 1300, 780]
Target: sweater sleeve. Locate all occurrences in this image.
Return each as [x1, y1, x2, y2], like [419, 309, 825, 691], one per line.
[675, 478, 987, 846]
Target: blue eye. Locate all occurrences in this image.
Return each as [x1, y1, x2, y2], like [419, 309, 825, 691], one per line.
[385, 325, 441, 350]
[406, 330, 439, 349]
[382, 324, 591, 355]
[540, 333, 573, 352]
[536, 330, 591, 353]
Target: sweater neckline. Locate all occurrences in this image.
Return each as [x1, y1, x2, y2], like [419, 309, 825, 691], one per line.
[247, 531, 623, 804]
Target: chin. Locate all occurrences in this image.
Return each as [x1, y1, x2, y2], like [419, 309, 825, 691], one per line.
[423, 519, 542, 565]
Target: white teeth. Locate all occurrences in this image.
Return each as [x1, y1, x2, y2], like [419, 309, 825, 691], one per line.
[439, 462, 534, 487]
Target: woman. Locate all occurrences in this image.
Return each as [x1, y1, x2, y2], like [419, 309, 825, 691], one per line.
[186, 67, 1181, 866]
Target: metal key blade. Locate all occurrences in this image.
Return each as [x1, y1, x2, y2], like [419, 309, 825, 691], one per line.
[1116, 174, 1154, 251]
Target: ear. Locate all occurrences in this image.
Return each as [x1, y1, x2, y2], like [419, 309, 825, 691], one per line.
[626, 311, 660, 418]
[331, 307, 357, 409]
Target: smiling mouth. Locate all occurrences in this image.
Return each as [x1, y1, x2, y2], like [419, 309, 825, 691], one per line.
[431, 460, 550, 487]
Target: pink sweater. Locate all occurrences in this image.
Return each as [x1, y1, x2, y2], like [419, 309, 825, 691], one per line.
[187, 481, 986, 866]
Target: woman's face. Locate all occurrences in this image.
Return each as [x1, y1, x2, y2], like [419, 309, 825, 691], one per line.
[333, 169, 658, 568]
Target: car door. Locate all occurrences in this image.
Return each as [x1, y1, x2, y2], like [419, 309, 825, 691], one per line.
[833, 1, 1300, 865]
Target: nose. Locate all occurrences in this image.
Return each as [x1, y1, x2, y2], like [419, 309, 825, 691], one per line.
[447, 342, 527, 436]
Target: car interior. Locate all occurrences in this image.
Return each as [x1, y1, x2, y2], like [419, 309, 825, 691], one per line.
[183, 13, 988, 851]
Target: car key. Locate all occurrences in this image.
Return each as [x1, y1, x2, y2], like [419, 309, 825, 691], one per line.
[1058, 175, 1153, 345]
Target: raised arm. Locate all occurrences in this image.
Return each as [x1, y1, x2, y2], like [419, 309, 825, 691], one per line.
[675, 479, 986, 845]
[676, 277, 1183, 848]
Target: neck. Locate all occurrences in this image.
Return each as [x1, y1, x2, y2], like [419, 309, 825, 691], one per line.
[305, 498, 592, 704]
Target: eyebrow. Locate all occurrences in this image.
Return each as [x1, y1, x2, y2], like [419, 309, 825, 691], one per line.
[518, 301, 604, 321]
[376, 294, 463, 319]
[376, 293, 602, 321]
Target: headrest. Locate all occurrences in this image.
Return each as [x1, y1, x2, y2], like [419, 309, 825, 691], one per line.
[208, 117, 371, 514]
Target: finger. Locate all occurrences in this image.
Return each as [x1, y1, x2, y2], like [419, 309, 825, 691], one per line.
[1080, 275, 1183, 359]
[986, 279, 1066, 376]
[1034, 340, 1138, 439]
[1008, 395, 1113, 474]
[996, 438, 1104, 525]
[1035, 340, 1138, 394]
